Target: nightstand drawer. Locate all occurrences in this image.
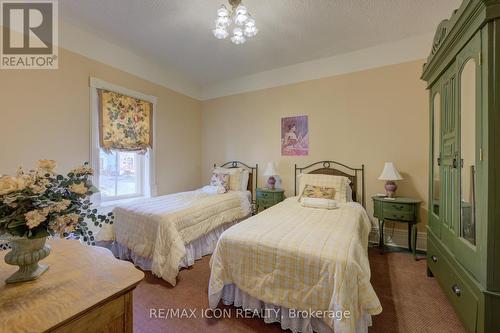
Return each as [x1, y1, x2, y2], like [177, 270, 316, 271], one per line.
[256, 188, 285, 212]
[384, 210, 415, 221]
[257, 198, 274, 206]
[384, 202, 414, 213]
[257, 191, 272, 199]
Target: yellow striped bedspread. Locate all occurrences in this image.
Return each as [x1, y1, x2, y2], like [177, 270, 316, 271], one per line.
[208, 197, 382, 332]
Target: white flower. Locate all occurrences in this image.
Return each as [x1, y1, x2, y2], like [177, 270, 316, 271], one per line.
[0, 176, 18, 196]
[68, 182, 88, 195]
[70, 165, 94, 176]
[50, 199, 71, 213]
[15, 174, 33, 190]
[29, 177, 49, 194]
[52, 213, 80, 234]
[3, 195, 18, 208]
[25, 208, 50, 229]
[37, 159, 57, 173]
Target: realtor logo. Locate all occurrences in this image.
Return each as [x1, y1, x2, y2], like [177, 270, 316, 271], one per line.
[1, 0, 58, 69]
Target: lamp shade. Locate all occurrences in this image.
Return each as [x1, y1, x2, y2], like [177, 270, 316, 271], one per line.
[378, 162, 403, 181]
[264, 162, 279, 176]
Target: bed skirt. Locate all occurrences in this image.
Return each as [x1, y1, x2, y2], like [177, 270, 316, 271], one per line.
[212, 284, 372, 333]
[103, 218, 242, 271]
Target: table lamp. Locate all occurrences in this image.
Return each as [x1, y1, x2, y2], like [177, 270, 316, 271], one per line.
[264, 162, 279, 189]
[378, 162, 403, 198]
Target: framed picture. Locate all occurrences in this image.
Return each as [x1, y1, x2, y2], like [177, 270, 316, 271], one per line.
[281, 115, 309, 156]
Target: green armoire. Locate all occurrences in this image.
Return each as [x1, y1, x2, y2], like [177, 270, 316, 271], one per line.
[421, 1, 500, 332]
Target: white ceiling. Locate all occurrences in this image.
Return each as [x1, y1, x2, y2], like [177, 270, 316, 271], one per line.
[60, 0, 462, 87]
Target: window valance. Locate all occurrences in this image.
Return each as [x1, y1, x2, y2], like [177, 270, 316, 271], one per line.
[98, 89, 153, 153]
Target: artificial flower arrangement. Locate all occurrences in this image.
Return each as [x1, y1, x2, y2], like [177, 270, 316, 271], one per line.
[0, 160, 113, 244]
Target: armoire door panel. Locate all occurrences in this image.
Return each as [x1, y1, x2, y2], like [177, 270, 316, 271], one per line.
[439, 64, 458, 253]
[430, 87, 442, 237]
[454, 30, 482, 280]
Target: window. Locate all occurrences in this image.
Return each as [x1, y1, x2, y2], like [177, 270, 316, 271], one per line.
[98, 150, 145, 201]
[90, 78, 157, 204]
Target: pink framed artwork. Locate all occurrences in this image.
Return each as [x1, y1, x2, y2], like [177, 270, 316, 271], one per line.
[281, 115, 309, 156]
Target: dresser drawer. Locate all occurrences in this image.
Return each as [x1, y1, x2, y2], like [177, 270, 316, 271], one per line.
[53, 293, 127, 333]
[383, 211, 415, 221]
[427, 237, 444, 277]
[428, 239, 478, 333]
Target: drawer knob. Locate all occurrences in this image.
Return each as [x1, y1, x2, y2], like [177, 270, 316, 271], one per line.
[451, 284, 461, 297]
[431, 255, 438, 262]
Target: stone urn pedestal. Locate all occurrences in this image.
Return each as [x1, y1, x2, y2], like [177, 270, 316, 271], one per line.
[4, 237, 51, 283]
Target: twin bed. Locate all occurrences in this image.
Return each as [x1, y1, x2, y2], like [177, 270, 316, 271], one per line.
[209, 161, 381, 333]
[101, 160, 381, 332]
[100, 161, 257, 286]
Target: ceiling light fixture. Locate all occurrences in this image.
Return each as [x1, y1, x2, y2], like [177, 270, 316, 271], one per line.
[213, 0, 258, 45]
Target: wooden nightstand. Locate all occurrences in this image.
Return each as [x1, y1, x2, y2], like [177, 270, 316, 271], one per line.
[256, 188, 285, 212]
[372, 196, 421, 259]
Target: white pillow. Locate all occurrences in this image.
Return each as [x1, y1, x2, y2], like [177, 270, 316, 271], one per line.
[346, 184, 353, 202]
[214, 167, 244, 191]
[300, 197, 338, 209]
[240, 169, 250, 191]
[201, 185, 226, 194]
[297, 173, 351, 203]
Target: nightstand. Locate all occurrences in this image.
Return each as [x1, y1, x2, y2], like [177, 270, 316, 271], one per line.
[372, 196, 421, 259]
[256, 188, 285, 212]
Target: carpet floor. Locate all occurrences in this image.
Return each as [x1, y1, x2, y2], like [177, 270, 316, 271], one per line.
[133, 248, 466, 333]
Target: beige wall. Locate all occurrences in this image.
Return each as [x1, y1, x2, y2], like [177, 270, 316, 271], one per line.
[0, 47, 202, 195]
[201, 60, 429, 230]
[0, 47, 430, 230]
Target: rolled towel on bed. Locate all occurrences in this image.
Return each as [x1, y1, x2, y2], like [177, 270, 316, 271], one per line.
[201, 185, 226, 194]
[300, 197, 338, 209]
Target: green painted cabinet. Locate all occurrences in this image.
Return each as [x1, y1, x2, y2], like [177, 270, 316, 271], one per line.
[422, 1, 500, 332]
[256, 188, 284, 212]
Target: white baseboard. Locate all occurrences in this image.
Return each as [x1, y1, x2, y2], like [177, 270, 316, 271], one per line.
[369, 224, 427, 251]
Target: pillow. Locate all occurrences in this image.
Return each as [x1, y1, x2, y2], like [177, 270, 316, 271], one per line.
[240, 169, 250, 191]
[346, 184, 353, 202]
[300, 197, 338, 210]
[210, 171, 229, 191]
[301, 184, 335, 200]
[297, 173, 350, 203]
[214, 167, 243, 191]
[201, 185, 226, 194]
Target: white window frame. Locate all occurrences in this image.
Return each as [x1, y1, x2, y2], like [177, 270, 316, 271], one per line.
[89, 77, 157, 205]
[98, 150, 145, 202]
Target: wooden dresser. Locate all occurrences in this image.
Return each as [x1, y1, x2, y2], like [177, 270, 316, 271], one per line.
[0, 239, 144, 333]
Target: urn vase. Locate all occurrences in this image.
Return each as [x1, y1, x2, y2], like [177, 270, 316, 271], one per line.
[4, 237, 51, 283]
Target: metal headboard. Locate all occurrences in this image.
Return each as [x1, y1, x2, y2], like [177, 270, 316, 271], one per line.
[294, 161, 365, 208]
[214, 161, 258, 201]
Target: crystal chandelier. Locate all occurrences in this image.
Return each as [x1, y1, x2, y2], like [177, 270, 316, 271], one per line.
[213, 0, 258, 45]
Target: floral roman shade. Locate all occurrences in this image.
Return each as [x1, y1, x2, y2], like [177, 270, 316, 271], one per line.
[98, 89, 153, 153]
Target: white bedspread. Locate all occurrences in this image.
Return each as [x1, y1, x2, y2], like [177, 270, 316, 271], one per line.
[102, 189, 251, 285]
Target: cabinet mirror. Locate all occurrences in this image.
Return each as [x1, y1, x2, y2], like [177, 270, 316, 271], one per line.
[459, 58, 477, 246]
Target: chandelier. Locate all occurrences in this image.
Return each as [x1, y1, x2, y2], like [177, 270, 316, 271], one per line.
[212, 0, 258, 45]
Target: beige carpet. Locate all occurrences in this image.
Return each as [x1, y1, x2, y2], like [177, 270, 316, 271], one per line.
[133, 249, 466, 333]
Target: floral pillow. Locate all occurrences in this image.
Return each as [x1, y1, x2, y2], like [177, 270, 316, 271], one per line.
[210, 171, 229, 191]
[300, 184, 335, 200]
